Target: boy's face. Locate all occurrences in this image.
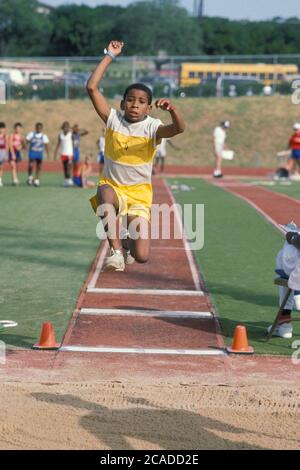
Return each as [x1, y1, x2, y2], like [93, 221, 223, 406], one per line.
[62, 123, 69, 132]
[15, 125, 23, 134]
[121, 89, 151, 123]
[36, 124, 43, 133]
[0, 127, 5, 134]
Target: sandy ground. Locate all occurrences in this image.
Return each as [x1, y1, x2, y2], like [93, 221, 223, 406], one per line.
[0, 382, 299, 450]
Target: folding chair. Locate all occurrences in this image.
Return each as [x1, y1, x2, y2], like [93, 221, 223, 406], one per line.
[267, 277, 292, 340]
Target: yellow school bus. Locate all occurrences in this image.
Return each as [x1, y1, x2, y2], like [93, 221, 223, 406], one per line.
[180, 62, 299, 87]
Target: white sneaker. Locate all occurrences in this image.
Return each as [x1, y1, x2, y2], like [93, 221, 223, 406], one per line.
[68, 178, 74, 186]
[0, 178, 3, 187]
[103, 249, 125, 272]
[124, 249, 135, 265]
[213, 170, 223, 178]
[12, 179, 20, 186]
[63, 179, 69, 187]
[33, 179, 40, 187]
[27, 175, 34, 185]
[267, 322, 293, 339]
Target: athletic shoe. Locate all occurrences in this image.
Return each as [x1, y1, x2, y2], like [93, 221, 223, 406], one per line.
[213, 170, 223, 178]
[120, 229, 135, 265]
[68, 178, 74, 186]
[0, 178, 3, 187]
[12, 179, 20, 186]
[123, 249, 135, 265]
[27, 175, 34, 186]
[103, 249, 125, 272]
[33, 179, 40, 187]
[267, 322, 293, 339]
[63, 179, 70, 187]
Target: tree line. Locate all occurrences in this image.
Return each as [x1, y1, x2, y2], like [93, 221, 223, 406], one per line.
[0, 0, 299, 57]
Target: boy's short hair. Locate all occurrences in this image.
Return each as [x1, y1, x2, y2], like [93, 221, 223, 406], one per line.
[14, 122, 22, 128]
[0, 122, 5, 128]
[36, 122, 43, 127]
[123, 83, 153, 104]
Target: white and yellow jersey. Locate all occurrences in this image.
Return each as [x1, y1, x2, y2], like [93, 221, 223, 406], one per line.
[103, 108, 162, 187]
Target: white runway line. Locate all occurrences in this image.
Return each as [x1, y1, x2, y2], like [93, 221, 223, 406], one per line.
[60, 345, 226, 356]
[163, 179, 203, 292]
[80, 308, 212, 318]
[87, 287, 204, 296]
[88, 240, 109, 289]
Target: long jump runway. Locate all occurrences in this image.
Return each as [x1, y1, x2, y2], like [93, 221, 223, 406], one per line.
[51, 177, 229, 384]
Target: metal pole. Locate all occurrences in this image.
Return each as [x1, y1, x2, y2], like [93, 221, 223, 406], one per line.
[65, 58, 69, 100]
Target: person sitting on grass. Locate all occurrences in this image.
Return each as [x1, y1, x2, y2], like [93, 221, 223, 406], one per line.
[268, 222, 300, 339]
[87, 40, 186, 272]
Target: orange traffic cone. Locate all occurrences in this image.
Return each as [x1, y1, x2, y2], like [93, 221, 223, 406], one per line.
[33, 322, 60, 350]
[226, 325, 254, 355]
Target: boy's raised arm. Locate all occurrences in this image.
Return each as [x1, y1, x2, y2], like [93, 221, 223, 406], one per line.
[155, 99, 186, 139]
[86, 41, 124, 124]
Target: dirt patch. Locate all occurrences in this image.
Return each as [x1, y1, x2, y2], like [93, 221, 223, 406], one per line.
[1, 382, 299, 450]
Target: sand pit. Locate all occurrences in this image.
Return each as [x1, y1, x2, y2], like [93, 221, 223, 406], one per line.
[0, 382, 299, 450]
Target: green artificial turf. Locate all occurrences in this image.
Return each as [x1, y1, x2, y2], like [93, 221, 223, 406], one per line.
[169, 177, 300, 355]
[0, 173, 99, 348]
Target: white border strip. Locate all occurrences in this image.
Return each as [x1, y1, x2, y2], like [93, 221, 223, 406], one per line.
[163, 179, 202, 291]
[60, 345, 225, 356]
[87, 287, 204, 296]
[88, 240, 109, 289]
[80, 308, 212, 318]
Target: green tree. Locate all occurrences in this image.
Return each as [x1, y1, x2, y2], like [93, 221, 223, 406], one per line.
[0, 0, 52, 56]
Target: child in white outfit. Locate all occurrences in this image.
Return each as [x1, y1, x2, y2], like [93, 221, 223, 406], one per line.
[268, 222, 300, 338]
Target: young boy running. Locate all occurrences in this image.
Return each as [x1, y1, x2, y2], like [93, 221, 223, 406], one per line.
[26, 122, 50, 187]
[9, 123, 26, 185]
[87, 41, 185, 272]
[0, 122, 8, 187]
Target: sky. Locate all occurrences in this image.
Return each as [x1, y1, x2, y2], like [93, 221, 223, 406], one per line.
[43, 0, 300, 21]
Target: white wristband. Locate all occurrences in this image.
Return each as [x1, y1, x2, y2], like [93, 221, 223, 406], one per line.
[104, 48, 116, 61]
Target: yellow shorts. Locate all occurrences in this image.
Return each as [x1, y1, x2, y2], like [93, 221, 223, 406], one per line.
[89, 177, 152, 222]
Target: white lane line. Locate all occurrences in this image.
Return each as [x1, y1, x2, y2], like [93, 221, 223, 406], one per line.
[88, 240, 109, 289]
[87, 287, 204, 296]
[80, 308, 212, 318]
[163, 179, 203, 292]
[60, 345, 225, 356]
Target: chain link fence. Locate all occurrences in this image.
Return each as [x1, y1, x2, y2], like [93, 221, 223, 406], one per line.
[1, 54, 299, 101]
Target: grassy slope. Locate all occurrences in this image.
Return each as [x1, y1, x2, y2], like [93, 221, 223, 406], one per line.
[2, 96, 298, 167]
[0, 173, 99, 348]
[170, 177, 300, 355]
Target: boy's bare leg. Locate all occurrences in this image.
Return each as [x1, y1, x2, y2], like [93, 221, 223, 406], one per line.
[127, 215, 150, 263]
[10, 160, 17, 182]
[35, 160, 42, 179]
[97, 184, 122, 251]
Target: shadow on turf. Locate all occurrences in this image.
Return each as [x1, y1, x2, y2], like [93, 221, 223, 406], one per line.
[208, 282, 276, 308]
[31, 392, 265, 450]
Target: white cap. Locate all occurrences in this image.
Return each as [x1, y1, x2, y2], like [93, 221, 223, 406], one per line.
[222, 120, 231, 129]
[293, 123, 300, 131]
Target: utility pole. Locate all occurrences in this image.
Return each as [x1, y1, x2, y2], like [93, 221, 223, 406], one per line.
[193, 0, 204, 18]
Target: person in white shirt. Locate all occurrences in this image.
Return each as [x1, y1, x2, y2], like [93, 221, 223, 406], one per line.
[154, 137, 179, 174]
[26, 122, 50, 187]
[54, 121, 74, 187]
[213, 120, 231, 178]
